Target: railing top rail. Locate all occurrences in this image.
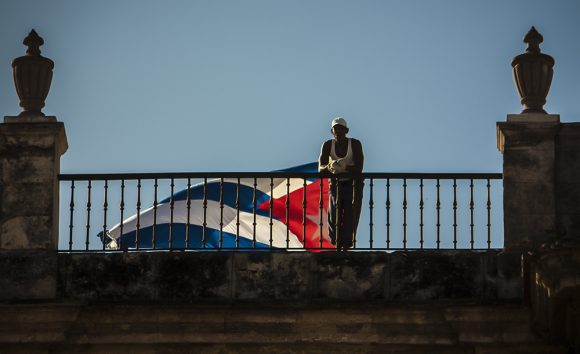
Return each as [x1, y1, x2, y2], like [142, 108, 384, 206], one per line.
[58, 172, 502, 181]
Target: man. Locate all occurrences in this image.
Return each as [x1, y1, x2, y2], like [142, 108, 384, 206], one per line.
[318, 117, 364, 250]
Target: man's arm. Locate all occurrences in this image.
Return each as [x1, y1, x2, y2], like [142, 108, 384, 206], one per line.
[346, 139, 364, 173]
[318, 140, 332, 172]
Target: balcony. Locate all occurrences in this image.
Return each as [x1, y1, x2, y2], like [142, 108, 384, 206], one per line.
[58, 170, 503, 252]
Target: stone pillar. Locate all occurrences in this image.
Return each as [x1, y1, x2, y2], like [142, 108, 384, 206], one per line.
[0, 116, 68, 300]
[496, 114, 560, 251]
[498, 27, 560, 252]
[503, 27, 580, 349]
[0, 30, 68, 300]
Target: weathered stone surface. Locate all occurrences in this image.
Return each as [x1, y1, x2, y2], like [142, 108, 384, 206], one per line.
[497, 121, 559, 150]
[556, 182, 580, 239]
[389, 252, 481, 301]
[0, 250, 57, 300]
[233, 252, 312, 299]
[503, 181, 555, 214]
[59, 253, 156, 301]
[2, 156, 55, 183]
[0, 121, 67, 153]
[1, 216, 51, 249]
[1, 183, 53, 216]
[59, 252, 231, 301]
[481, 251, 523, 300]
[503, 213, 556, 249]
[503, 147, 555, 184]
[557, 181, 580, 210]
[497, 120, 559, 251]
[555, 124, 580, 241]
[558, 214, 580, 240]
[316, 252, 387, 300]
[154, 252, 231, 299]
[4, 115, 58, 123]
[498, 121, 580, 250]
[57, 251, 521, 302]
[0, 120, 67, 256]
[506, 113, 560, 123]
[0, 342, 569, 354]
[556, 124, 580, 184]
[0, 302, 568, 354]
[529, 245, 580, 350]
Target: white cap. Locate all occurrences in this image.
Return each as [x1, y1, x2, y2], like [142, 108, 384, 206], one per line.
[331, 117, 348, 129]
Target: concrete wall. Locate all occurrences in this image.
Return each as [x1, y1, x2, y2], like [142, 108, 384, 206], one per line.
[58, 251, 521, 302]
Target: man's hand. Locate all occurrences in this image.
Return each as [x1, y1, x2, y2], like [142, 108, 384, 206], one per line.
[329, 158, 347, 174]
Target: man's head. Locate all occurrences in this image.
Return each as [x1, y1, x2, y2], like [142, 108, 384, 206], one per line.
[331, 117, 349, 139]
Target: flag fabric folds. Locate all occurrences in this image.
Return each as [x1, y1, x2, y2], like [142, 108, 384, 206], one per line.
[103, 163, 334, 250]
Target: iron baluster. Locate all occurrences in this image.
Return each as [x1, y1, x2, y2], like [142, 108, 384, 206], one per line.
[236, 178, 241, 248]
[68, 181, 75, 252]
[487, 178, 492, 249]
[453, 178, 458, 249]
[403, 178, 407, 249]
[335, 179, 341, 250]
[186, 178, 191, 248]
[269, 177, 274, 248]
[286, 178, 290, 249]
[202, 178, 208, 249]
[352, 178, 358, 249]
[319, 177, 324, 249]
[368, 178, 374, 249]
[85, 180, 92, 251]
[152, 178, 158, 249]
[470, 178, 475, 249]
[119, 179, 125, 251]
[252, 178, 257, 248]
[436, 178, 441, 249]
[136, 179, 141, 250]
[102, 180, 108, 251]
[219, 178, 224, 249]
[169, 178, 175, 249]
[386, 178, 390, 249]
[419, 178, 424, 249]
[303, 178, 307, 249]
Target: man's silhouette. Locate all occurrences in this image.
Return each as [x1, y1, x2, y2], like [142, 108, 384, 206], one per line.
[318, 117, 364, 250]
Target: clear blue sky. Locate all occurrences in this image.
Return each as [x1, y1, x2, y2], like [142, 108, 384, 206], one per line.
[1, 0, 579, 174]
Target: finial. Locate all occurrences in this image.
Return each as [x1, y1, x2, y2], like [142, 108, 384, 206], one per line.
[12, 29, 54, 117]
[23, 29, 44, 56]
[511, 26, 554, 114]
[524, 26, 543, 54]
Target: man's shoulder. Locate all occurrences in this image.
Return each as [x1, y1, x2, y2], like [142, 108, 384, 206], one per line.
[350, 138, 363, 146]
[322, 139, 333, 147]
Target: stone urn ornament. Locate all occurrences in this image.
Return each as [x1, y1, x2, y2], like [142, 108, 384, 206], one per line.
[511, 26, 555, 114]
[12, 29, 54, 117]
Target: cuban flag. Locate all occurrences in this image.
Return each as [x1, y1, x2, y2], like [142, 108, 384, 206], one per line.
[102, 163, 334, 250]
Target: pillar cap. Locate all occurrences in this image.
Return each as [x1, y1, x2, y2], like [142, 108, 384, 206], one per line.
[4, 115, 57, 123]
[506, 113, 560, 123]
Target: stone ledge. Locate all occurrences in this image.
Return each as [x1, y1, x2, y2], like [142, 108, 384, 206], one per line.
[0, 343, 568, 354]
[4, 115, 58, 123]
[506, 114, 560, 123]
[57, 251, 521, 302]
[0, 302, 566, 353]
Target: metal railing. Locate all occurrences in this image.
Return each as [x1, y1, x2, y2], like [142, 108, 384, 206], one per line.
[58, 172, 503, 252]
